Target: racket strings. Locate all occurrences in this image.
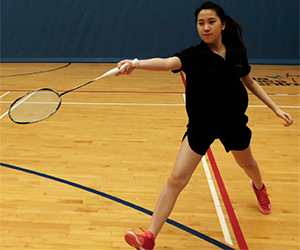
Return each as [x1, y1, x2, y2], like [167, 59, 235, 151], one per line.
[9, 90, 61, 123]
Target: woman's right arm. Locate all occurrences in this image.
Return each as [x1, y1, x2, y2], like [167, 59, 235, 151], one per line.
[116, 57, 182, 76]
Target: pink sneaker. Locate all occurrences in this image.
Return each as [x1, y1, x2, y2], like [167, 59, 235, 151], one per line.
[125, 228, 155, 250]
[250, 180, 271, 214]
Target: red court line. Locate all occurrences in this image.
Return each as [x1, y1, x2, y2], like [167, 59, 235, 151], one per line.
[180, 71, 248, 250]
[207, 148, 248, 250]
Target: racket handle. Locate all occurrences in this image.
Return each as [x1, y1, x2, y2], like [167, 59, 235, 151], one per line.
[98, 58, 139, 79]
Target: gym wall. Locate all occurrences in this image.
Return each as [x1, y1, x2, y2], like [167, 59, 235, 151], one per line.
[1, 0, 299, 64]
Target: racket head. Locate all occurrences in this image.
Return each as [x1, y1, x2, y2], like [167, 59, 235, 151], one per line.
[8, 88, 61, 124]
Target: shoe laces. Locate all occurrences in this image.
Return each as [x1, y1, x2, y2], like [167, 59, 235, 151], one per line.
[256, 188, 270, 204]
[140, 228, 154, 239]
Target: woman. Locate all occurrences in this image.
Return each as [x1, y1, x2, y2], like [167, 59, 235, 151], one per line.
[116, 2, 293, 249]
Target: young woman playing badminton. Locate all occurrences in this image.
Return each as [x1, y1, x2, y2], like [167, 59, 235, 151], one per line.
[117, 1, 293, 249]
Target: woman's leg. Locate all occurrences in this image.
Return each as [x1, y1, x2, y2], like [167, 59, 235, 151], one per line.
[231, 145, 271, 214]
[149, 136, 203, 238]
[231, 146, 263, 190]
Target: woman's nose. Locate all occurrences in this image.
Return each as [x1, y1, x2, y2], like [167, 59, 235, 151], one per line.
[204, 24, 210, 31]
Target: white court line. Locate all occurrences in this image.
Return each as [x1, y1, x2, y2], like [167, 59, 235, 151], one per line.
[0, 91, 10, 99]
[66, 102, 185, 106]
[0, 100, 299, 121]
[0, 110, 10, 120]
[0, 92, 11, 120]
[0, 100, 299, 108]
[0, 101, 185, 107]
[0, 92, 35, 120]
[202, 156, 233, 245]
[248, 105, 299, 108]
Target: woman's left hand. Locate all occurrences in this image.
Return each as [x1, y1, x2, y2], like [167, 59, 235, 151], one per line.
[275, 109, 293, 127]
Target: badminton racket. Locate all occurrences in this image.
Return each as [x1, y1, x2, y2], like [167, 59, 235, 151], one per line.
[8, 58, 139, 124]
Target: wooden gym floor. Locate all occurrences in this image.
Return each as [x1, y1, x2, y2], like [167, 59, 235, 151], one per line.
[0, 63, 299, 250]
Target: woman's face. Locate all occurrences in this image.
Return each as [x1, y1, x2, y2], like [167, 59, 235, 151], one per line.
[197, 9, 226, 45]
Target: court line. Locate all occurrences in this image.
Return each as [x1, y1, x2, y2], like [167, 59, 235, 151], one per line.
[0, 92, 11, 120]
[0, 101, 185, 107]
[0, 101, 299, 108]
[0, 101, 298, 122]
[0, 92, 35, 120]
[0, 162, 235, 250]
[248, 105, 299, 108]
[0, 63, 71, 77]
[0, 91, 10, 99]
[0, 90, 185, 95]
[0, 89, 299, 96]
[202, 156, 233, 245]
[0, 110, 9, 120]
[207, 149, 248, 250]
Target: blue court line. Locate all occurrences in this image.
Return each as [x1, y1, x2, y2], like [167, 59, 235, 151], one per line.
[0, 162, 235, 250]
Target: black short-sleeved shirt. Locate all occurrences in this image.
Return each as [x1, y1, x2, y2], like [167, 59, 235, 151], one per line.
[173, 41, 251, 132]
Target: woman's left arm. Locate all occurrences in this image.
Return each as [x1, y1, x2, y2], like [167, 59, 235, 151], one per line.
[241, 74, 293, 127]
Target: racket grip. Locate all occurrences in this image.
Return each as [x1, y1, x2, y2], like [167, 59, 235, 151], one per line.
[100, 58, 139, 78]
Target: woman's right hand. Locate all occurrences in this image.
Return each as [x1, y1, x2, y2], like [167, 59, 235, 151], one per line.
[115, 60, 135, 76]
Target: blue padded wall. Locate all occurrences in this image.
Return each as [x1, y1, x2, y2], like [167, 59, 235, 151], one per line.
[1, 0, 299, 64]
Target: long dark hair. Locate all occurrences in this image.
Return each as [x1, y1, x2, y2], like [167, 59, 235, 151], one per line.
[194, 1, 246, 51]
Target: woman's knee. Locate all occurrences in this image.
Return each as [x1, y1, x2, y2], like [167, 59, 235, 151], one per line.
[167, 171, 191, 190]
[232, 147, 258, 170]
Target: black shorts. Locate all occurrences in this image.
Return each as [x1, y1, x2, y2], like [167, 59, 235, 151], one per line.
[183, 117, 252, 155]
